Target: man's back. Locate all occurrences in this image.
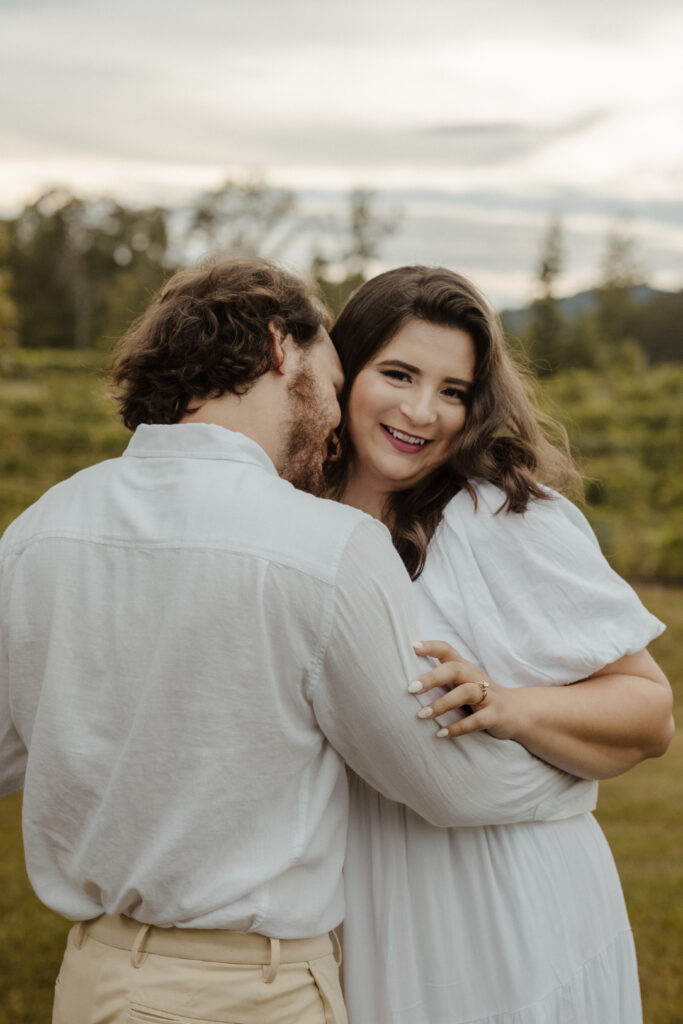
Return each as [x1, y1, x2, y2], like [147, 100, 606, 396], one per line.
[1, 423, 367, 935]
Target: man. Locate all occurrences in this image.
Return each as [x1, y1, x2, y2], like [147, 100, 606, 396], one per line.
[0, 258, 594, 1024]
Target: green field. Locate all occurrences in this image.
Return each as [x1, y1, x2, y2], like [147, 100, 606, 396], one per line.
[0, 584, 680, 1023]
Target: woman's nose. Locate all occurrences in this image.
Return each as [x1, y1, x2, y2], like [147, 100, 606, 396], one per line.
[399, 394, 437, 425]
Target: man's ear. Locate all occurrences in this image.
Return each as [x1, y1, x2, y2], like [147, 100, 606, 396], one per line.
[268, 321, 289, 374]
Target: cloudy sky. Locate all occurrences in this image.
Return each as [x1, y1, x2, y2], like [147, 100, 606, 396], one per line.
[2, 0, 682, 307]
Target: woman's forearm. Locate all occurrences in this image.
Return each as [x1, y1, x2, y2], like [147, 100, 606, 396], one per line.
[509, 651, 674, 780]
[412, 643, 674, 781]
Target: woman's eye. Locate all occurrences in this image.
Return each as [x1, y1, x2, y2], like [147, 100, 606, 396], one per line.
[382, 369, 411, 383]
[443, 386, 468, 402]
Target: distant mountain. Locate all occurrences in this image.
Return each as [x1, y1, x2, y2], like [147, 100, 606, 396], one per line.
[501, 284, 666, 335]
[500, 284, 683, 364]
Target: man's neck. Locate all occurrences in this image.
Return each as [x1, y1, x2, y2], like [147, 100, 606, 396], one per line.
[180, 382, 283, 470]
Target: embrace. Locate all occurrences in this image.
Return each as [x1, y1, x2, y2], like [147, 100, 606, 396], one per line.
[0, 258, 673, 1024]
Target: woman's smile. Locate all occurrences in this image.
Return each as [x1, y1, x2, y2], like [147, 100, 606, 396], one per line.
[380, 424, 433, 453]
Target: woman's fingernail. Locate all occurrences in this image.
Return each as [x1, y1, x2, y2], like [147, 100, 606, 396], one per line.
[412, 640, 424, 649]
[436, 728, 450, 738]
[417, 707, 433, 719]
[407, 680, 423, 694]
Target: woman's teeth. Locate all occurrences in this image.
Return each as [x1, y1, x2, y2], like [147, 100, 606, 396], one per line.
[384, 426, 427, 446]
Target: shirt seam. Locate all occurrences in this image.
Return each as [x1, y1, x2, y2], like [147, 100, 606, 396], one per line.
[301, 520, 369, 708]
[0, 532, 346, 586]
[122, 449, 276, 471]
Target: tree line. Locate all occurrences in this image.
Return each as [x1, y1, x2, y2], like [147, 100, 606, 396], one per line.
[1, 185, 681, 371]
[0, 178, 397, 352]
[510, 218, 683, 371]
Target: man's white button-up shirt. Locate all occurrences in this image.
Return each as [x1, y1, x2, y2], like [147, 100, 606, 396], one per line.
[0, 424, 595, 935]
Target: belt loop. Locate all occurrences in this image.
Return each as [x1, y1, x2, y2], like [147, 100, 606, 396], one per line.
[331, 929, 342, 967]
[72, 922, 87, 950]
[131, 924, 152, 968]
[262, 937, 281, 984]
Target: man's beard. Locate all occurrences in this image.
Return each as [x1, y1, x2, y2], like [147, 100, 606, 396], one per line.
[279, 367, 333, 496]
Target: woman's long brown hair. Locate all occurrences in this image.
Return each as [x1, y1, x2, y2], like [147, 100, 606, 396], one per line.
[327, 266, 582, 579]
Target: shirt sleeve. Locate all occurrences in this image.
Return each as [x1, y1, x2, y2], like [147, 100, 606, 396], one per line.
[0, 558, 27, 798]
[417, 483, 665, 688]
[311, 518, 597, 829]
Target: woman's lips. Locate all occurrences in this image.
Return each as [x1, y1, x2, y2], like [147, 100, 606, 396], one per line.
[380, 424, 432, 454]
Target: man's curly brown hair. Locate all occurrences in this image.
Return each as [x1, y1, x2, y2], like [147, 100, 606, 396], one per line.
[110, 257, 331, 430]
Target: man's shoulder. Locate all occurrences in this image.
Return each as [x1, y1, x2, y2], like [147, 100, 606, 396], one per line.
[258, 481, 387, 585]
[279, 483, 371, 530]
[0, 454, 392, 593]
[0, 458, 120, 555]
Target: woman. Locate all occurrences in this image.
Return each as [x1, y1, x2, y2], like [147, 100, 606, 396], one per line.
[326, 267, 673, 1024]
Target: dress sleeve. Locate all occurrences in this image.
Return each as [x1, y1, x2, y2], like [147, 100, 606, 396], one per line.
[415, 482, 665, 688]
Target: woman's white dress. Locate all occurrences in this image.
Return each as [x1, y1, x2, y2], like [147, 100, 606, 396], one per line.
[343, 483, 664, 1024]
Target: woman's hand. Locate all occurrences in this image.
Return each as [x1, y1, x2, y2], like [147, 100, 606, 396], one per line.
[409, 640, 520, 740]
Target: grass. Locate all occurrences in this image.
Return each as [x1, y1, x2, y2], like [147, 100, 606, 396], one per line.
[0, 348, 128, 533]
[0, 803, 70, 1021]
[0, 584, 680, 1022]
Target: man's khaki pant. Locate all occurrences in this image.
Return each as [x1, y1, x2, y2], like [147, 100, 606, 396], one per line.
[52, 914, 348, 1024]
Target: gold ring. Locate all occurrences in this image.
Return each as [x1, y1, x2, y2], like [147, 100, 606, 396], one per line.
[474, 681, 489, 705]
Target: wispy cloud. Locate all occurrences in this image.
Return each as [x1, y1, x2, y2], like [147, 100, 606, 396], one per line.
[421, 112, 610, 165]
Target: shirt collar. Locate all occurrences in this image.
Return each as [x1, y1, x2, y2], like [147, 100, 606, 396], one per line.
[123, 423, 278, 476]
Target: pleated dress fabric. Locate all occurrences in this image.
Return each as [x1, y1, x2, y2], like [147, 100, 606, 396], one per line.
[342, 483, 665, 1024]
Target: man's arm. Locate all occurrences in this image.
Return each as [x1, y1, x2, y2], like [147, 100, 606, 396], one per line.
[0, 577, 26, 798]
[311, 520, 596, 828]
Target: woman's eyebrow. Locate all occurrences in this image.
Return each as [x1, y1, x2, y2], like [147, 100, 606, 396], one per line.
[377, 358, 472, 387]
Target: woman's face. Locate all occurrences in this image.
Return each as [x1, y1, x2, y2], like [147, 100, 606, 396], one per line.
[346, 318, 475, 495]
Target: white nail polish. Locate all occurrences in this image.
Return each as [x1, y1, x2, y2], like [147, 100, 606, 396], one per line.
[417, 707, 432, 719]
[412, 640, 424, 649]
[436, 728, 449, 738]
[407, 680, 423, 694]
